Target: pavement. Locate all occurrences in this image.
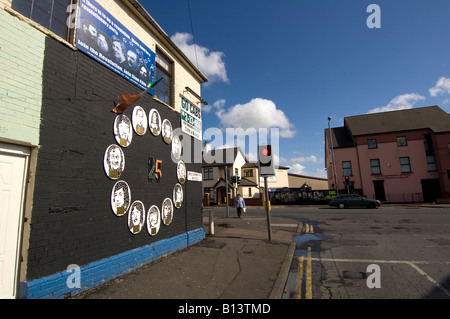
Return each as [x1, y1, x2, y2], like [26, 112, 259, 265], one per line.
[74, 208, 301, 299]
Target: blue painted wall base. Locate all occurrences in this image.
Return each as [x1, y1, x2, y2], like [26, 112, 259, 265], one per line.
[21, 228, 205, 299]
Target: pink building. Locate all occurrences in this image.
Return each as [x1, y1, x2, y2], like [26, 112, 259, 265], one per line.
[325, 106, 450, 203]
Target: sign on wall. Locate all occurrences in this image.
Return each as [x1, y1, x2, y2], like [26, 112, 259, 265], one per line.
[76, 0, 156, 93]
[181, 96, 202, 141]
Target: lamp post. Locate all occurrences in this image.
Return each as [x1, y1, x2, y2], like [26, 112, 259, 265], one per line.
[328, 117, 339, 196]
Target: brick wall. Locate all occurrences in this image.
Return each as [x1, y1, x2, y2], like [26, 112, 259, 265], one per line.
[0, 8, 44, 145]
[25, 36, 203, 282]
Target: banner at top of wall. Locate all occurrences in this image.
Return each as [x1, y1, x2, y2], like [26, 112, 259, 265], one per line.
[76, 0, 156, 94]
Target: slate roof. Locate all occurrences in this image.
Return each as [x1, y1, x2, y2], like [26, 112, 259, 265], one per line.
[325, 106, 450, 148]
[345, 105, 450, 136]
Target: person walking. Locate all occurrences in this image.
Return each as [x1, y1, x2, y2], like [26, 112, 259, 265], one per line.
[234, 194, 246, 218]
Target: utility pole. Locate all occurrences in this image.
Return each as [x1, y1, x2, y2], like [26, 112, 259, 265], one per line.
[328, 117, 339, 196]
[225, 166, 229, 218]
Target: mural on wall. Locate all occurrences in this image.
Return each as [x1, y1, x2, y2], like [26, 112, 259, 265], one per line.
[128, 201, 145, 234]
[148, 157, 162, 182]
[147, 205, 161, 236]
[177, 160, 186, 184]
[132, 106, 148, 136]
[114, 115, 133, 147]
[111, 180, 131, 216]
[149, 108, 161, 136]
[104, 144, 125, 179]
[162, 198, 174, 226]
[76, 0, 156, 93]
[105, 104, 186, 236]
[173, 183, 183, 208]
[162, 119, 173, 144]
[172, 135, 182, 160]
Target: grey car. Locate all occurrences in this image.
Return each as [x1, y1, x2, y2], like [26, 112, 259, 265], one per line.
[329, 194, 381, 209]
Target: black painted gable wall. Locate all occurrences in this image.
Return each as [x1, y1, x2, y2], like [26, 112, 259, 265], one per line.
[26, 37, 202, 280]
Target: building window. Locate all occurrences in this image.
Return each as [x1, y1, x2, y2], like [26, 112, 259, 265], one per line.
[370, 159, 381, 175]
[12, 0, 72, 40]
[426, 155, 437, 171]
[243, 169, 253, 177]
[368, 139, 377, 149]
[248, 188, 252, 197]
[155, 50, 173, 106]
[397, 136, 407, 147]
[203, 187, 214, 200]
[400, 157, 411, 173]
[342, 161, 352, 176]
[423, 134, 433, 153]
[203, 168, 213, 180]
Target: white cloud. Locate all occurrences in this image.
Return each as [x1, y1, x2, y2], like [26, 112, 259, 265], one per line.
[171, 32, 228, 83]
[218, 98, 296, 138]
[288, 163, 306, 175]
[368, 93, 425, 114]
[203, 98, 226, 113]
[429, 77, 450, 97]
[290, 155, 322, 164]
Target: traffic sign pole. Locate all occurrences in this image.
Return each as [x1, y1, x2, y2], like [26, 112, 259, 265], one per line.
[264, 176, 272, 241]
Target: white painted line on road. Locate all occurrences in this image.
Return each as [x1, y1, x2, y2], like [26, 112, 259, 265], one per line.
[271, 223, 298, 228]
[406, 261, 450, 297]
[313, 257, 450, 297]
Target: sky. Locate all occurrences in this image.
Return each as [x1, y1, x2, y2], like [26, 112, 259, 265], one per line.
[141, 0, 450, 178]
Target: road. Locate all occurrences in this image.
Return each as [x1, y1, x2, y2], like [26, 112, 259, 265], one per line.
[274, 205, 450, 299]
[217, 204, 450, 299]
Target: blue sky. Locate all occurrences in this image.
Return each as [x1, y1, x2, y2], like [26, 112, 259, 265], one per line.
[141, 0, 450, 178]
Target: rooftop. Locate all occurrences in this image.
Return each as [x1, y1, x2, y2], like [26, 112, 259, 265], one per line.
[326, 105, 450, 148]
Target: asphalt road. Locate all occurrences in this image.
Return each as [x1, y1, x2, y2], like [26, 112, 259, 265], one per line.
[269, 205, 450, 299]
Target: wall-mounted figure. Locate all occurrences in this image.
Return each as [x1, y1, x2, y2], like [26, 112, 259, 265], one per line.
[132, 105, 148, 136]
[162, 119, 173, 144]
[173, 183, 183, 209]
[111, 180, 131, 216]
[147, 205, 161, 236]
[114, 114, 133, 147]
[162, 198, 173, 226]
[128, 201, 145, 234]
[104, 144, 125, 179]
[172, 135, 182, 160]
[177, 160, 186, 184]
[149, 109, 161, 136]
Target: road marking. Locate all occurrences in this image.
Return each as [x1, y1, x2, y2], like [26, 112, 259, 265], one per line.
[294, 256, 304, 299]
[305, 223, 314, 234]
[271, 223, 298, 228]
[312, 257, 450, 297]
[294, 247, 314, 299]
[406, 261, 450, 297]
[306, 247, 312, 299]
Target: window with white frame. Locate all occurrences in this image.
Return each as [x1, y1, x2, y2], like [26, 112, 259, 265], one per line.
[400, 157, 411, 173]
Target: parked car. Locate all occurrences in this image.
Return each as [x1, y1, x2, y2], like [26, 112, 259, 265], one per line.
[329, 194, 381, 209]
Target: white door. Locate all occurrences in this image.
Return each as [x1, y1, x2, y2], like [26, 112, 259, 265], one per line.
[0, 144, 29, 299]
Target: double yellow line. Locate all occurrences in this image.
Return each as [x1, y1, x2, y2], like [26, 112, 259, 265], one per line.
[294, 223, 314, 299]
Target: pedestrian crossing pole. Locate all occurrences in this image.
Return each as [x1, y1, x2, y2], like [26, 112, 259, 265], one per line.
[264, 176, 272, 241]
[259, 144, 274, 241]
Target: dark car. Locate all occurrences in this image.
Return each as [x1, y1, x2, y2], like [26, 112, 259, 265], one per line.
[329, 194, 381, 209]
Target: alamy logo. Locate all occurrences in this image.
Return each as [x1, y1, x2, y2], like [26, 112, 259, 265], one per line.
[366, 4, 381, 29]
[366, 264, 381, 289]
[66, 264, 81, 289]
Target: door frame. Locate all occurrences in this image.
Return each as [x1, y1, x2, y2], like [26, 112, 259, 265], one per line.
[373, 180, 386, 201]
[0, 142, 30, 299]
